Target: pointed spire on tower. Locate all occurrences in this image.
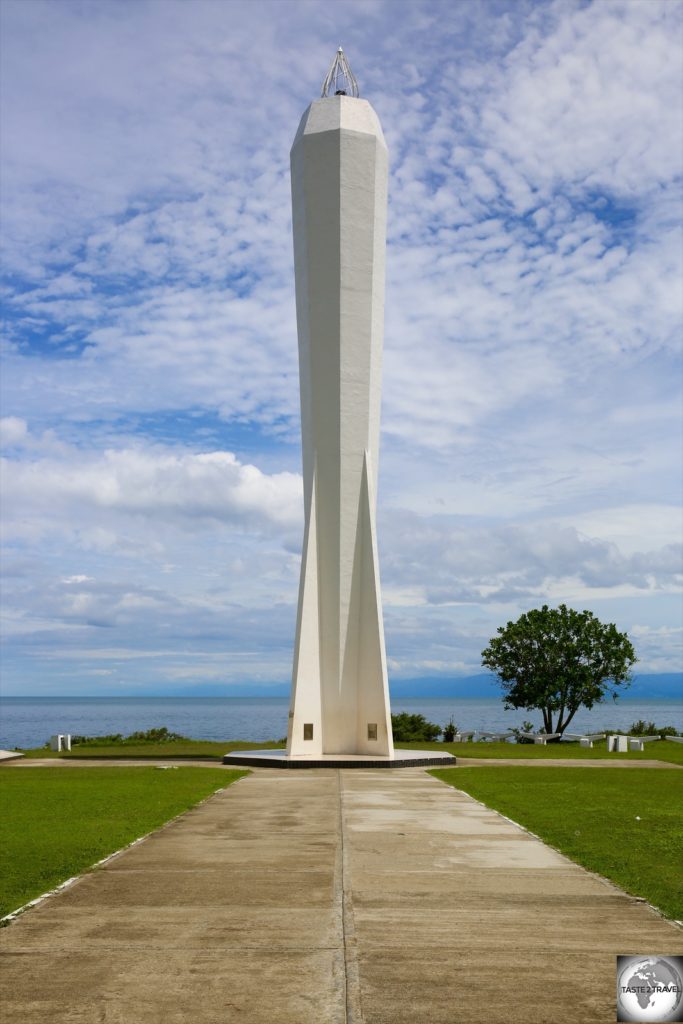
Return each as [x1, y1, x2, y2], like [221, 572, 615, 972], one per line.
[321, 46, 360, 98]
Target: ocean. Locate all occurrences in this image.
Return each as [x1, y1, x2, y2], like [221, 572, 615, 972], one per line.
[1, 696, 682, 750]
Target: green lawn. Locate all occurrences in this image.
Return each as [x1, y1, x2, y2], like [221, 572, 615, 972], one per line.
[397, 738, 683, 765]
[430, 765, 683, 920]
[0, 766, 246, 919]
[18, 739, 284, 760]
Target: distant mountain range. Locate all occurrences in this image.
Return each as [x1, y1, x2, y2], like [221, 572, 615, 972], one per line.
[389, 673, 682, 700]
[10, 673, 679, 700]
[167, 673, 681, 700]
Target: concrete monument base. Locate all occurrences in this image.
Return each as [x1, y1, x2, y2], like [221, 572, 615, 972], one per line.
[223, 749, 456, 769]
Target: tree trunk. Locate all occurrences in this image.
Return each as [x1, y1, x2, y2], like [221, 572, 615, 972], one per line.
[557, 705, 579, 737]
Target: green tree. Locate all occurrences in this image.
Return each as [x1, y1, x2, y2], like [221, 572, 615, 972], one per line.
[481, 604, 636, 739]
[442, 716, 457, 743]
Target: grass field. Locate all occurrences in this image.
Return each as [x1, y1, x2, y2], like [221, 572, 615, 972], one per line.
[19, 737, 683, 763]
[430, 765, 683, 920]
[0, 766, 246, 918]
[398, 738, 683, 764]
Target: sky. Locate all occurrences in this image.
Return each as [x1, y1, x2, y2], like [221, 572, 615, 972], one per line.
[1, 0, 681, 696]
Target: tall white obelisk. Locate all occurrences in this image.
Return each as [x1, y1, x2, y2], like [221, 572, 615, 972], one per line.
[286, 49, 394, 758]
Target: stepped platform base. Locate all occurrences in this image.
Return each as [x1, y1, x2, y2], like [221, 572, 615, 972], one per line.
[223, 749, 456, 769]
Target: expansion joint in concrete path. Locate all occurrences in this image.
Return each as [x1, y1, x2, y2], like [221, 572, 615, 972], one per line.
[1, 766, 681, 1024]
[337, 770, 363, 1024]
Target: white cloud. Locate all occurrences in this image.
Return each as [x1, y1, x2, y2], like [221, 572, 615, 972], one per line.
[0, 416, 28, 447]
[0, 0, 680, 692]
[1, 432, 302, 541]
[380, 511, 681, 604]
[483, 0, 682, 197]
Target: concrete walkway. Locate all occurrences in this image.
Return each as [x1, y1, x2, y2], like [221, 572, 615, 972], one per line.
[6, 753, 681, 769]
[1, 768, 680, 1023]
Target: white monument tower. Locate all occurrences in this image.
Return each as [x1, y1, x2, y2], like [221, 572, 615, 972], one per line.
[224, 52, 454, 769]
[286, 49, 394, 758]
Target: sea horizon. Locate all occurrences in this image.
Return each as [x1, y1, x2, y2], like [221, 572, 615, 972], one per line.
[2, 694, 682, 750]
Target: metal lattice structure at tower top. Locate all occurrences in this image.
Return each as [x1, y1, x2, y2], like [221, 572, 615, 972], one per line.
[222, 51, 458, 769]
[321, 46, 359, 98]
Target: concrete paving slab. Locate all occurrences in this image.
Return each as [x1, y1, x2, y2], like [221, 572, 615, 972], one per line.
[2, 948, 344, 1024]
[1, 766, 680, 1024]
[9, 904, 339, 951]
[340, 769, 682, 1024]
[1, 769, 345, 1024]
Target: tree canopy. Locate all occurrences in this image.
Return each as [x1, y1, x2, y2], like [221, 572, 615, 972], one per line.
[481, 604, 637, 738]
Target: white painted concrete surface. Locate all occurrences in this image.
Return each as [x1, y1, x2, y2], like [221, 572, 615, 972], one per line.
[287, 95, 393, 758]
[49, 734, 71, 752]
